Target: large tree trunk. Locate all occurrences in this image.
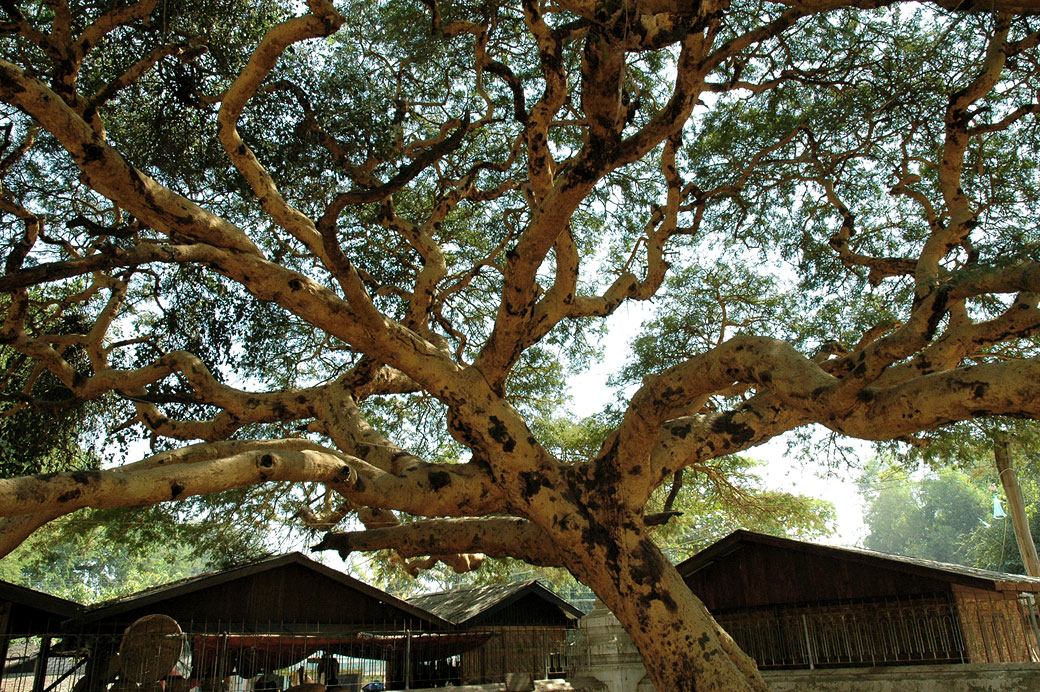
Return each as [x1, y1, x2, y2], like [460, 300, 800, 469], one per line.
[563, 519, 769, 691]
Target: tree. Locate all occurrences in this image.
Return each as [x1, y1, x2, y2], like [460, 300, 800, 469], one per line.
[859, 460, 989, 566]
[860, 448, 1040, 575]
[366, 443, 835, 592]
[0, 502, 270, 603]
[2, 1, 1040, 690]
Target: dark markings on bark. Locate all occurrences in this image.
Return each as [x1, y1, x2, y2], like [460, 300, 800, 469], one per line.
[655, 385, 684, 407]
[259, 454, 275, 468]
[520, 470, 550, 499]
[708, 412, 755, 445]
[925, 287, 951, 339]
[56, 489, 81, 503]
[170, 482, 185, 500]
[486, 415, 516, 452]
[70, 471, 100, 484]
[670, 422, 692, 439]
[630, 538, 677, 613]
[429, 471, 451, 491]
[582, 523, 620, 573]
[973, 382, 989, 398]
[80, 142, 104, 165]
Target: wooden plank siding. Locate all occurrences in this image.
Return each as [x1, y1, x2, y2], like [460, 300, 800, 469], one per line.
[78, 563, 423, 629]
[676, 531, 1040, 668]
[951, 585, 1036, 663]
[682, 542, 955, 612]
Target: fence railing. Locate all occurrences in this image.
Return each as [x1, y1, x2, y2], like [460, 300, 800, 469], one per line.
[1, 623, 574, 692]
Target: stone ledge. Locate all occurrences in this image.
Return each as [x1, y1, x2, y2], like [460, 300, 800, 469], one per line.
[762, 662, 1040, 692]
[405, 680, 573, 692]
[761, 662, 1040, 680]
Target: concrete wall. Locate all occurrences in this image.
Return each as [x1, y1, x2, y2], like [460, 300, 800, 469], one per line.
[405, 681, 572, 692]
[405, 664, 1040, 692]
[762, 663, 1040, 692]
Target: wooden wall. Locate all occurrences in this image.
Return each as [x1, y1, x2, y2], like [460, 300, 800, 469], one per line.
[78, 564, 431, 631]
[682, 543, 956, 611]
[465, 594, 575, 628]
[459, 625, 568, 685]
[951, 585, 1036, 663]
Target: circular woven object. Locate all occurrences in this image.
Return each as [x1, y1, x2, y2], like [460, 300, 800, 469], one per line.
[119, 615, 184, 684]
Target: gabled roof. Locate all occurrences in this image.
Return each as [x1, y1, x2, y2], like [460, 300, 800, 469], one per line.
[408, 580, 583, 626]
[676, 529, 1040, 593]
[0, 578, 83, 624]
[67, 552, 451, 628]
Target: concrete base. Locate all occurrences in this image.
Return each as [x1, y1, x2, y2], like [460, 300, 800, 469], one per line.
[762, 663, 1040, 691]
[405, 681, 573, 692]
[404, 664, 1040, 692]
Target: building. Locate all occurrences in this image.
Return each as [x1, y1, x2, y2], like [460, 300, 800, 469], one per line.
[1, 581, 84, 692]
[409, 580, 583, 684]
[675, 529, 1040, 668]
[59, 553, 477, 692]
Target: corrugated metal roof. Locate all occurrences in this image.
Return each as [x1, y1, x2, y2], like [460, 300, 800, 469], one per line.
[676, 529, 1040, 592]
[408, 580, 583, 626]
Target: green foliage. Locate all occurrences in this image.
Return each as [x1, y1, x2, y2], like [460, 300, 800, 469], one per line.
[613, 264, 794, 392]
[859, 447, 1040, 575]
[859, 459, 990, 566]
[968, 451, 1040, 574]
[0, 503, 270, 603]
[646, 455, 836, 561]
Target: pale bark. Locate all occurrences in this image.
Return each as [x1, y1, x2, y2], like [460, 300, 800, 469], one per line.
[994, 441, 1040, 578]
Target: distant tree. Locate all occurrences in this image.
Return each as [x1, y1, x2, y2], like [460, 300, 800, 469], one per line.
[969, 450, 1040, 574]
[859, 460, 989, 566]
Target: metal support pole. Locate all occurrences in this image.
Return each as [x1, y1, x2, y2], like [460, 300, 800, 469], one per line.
[802, 614, 815, 670]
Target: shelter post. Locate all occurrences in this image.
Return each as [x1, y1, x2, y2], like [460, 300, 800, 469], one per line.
[30, 636, 51, 692]
[1, 600, 10, 679]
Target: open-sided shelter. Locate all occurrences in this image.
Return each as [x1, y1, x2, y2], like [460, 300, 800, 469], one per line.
[676, 530, 1040, 669]
[409, 580, 582, 684]
[59, 553, 482, 692]
[1, 581, 83, 692]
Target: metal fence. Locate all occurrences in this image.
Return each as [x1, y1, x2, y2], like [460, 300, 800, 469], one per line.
[1, 622, 573, 692]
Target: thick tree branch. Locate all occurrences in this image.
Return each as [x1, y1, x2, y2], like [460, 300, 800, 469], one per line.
[313, 516, 562, 568]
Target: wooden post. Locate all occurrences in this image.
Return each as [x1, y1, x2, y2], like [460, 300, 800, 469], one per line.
[0, 600, 11, 683]
[995, 440, 1040, 578]
[31, 636, 52, 692]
